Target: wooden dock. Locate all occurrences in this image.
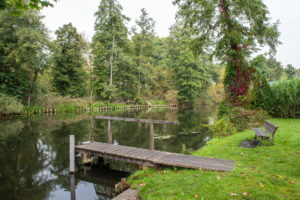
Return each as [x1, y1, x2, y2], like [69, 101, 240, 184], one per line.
[75, 142, 235, 172]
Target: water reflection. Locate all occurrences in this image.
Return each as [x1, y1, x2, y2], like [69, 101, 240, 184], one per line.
[0, 106, 217, 200]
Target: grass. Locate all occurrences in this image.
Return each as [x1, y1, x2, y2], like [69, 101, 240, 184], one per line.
[128, 118, 300, 200]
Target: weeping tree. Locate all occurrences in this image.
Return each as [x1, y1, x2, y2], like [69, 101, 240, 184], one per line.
[174, 0, 280, 105]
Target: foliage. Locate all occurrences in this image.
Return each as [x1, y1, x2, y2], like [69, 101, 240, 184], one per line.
[132, 8, 156, 96]
[271, 78, 300, 118]
[208, 67, 225, 104]
[285, 64, 296, 79]
[209, 115, 237, 137]
[164, 90, 178, 104]
[52, 23, 87, 97]
[226, 107, 268, 132]
[174, 0, 280, 104]
[129, 119, 300, 200]
[92, 0, 130, 101]
[250, 73, 273, 112]
[168, 22, 212, 105]
[0, 0, 56, 15]
[266, 57, 284, 81]
[251, 55, 272, 81]
[0, 10, 50, 104]
[0, 93, 24, 115]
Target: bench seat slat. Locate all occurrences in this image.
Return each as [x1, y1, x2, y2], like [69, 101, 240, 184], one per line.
[253, 128, 270, 138]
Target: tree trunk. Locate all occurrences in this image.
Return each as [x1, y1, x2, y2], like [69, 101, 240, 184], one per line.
[27, 68, 39, 105]
[138, 46, 143, 95]
[109, 34, 115, 86]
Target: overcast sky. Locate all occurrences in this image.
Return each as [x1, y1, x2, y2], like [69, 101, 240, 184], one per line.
[41, 0, 300, 69]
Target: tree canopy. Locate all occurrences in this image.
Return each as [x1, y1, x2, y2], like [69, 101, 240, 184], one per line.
[174, 0, 280, 104]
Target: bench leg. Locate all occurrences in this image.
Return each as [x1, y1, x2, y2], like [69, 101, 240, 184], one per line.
[254, 135, 257, 140]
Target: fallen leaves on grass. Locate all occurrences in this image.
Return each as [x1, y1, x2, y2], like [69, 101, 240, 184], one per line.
[289, 180, 295, 184]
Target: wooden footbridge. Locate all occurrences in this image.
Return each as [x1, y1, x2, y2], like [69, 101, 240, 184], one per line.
[69, 115, 235, 173]
[75, 141, 235, 171]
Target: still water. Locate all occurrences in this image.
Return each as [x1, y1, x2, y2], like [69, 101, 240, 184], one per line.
[0, 106, 217, 200]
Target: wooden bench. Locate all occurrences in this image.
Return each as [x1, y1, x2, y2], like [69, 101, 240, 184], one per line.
[253, 121, 279, 145]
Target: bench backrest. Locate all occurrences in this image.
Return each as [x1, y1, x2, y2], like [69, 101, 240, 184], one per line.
[264, 120, 278, 136]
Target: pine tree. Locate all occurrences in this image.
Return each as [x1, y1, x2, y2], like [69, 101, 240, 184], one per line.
[168, 23, 211, 105]
[92, 0, 129, 101]
[52, 23, 87, 97]
[132, 8, 156, 96]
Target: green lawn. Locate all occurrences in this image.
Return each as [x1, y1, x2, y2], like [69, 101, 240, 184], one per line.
[128, 118, 300, 200]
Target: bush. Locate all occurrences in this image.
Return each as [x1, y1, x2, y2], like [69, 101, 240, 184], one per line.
[209, 116, 237, 137]
[227, 107, 268, 131]
[212, 106, 269, 137]
[164, 90, 178, 104]
[0, 94, 24, 115]
[250, 73, 274, 113]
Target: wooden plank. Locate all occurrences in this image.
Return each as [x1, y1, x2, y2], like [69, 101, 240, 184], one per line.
[75, 142, 235, 171]
[95, 116, 179, 125]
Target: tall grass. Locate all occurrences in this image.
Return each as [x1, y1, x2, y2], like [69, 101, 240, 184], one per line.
[271, 78, 300, 117]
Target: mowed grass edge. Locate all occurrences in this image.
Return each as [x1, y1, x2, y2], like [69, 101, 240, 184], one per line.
[128, 118, 300, 200]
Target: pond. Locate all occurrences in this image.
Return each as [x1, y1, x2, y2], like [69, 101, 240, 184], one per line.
[0, 106, 218, 200]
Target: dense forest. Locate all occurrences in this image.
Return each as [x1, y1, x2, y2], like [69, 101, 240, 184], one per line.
[0, 0, 299, 114]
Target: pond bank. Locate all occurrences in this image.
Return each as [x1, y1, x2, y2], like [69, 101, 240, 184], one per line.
[128, 118, 300, 200]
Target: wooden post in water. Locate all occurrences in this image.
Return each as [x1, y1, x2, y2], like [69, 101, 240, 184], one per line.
[150, 122, 154, 150]
[70, 173, 76, 200]
[108, 120, 112, 144]
[69, 135, 75, 173]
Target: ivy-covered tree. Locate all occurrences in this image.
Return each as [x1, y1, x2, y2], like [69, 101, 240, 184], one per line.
[285, 64, 296, 79]
[0, 10, 50, 104]
[132, 8, 156, 96]
[92, 0, 130, 101]
[168, 23, 211, 105]
[174, 0, 280, 104]
[52, 23, 87, 97]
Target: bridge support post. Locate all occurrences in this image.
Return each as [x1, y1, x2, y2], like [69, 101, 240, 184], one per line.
[150, 123, 154, 150]
[108, 120, 112, 144]
[70, 173, 76, 200]
[69, 135, 75, 173]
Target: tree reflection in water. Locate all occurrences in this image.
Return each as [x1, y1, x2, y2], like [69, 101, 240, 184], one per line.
[0, 106, 217, 200]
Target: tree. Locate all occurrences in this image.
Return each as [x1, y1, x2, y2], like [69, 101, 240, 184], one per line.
[168, 23, 211, 105]
[132, 8, 156, 95]
[251, 55, 271, 81]
[92, 0, 129, 101]
[52, 23, 87, 97]
[266, 57, 284, 81]
[0, 0, 56, 15]
[0, 10, 50, 104]
[174, 0, 280, 104]
[285, 64, 296, 79]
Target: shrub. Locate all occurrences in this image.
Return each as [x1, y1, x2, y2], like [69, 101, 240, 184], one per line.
[212, 106, 269, 137]
[164, 90, 178, 104]
[250, 73, 274, 113]
[227, 107, 268, 131]
[0, 94, 24, 115]
[209, 116, 237, 137]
